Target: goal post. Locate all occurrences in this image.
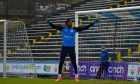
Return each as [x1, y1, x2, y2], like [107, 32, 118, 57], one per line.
[0, 19, 7, 78]
[0, 20, 34, 78]
[74, 6, 140, 80]
[75, 6, 140, 15]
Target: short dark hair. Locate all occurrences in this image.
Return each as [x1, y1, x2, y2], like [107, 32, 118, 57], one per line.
[65, 19, 72, 25]
[101, 46, 105, 49]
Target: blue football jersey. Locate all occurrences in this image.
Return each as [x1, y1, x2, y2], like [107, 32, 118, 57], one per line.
[61, 27, 77, 47]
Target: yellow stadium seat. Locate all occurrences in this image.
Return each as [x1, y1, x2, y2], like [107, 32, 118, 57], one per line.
[8, 50, 12, 54]
[108, 57, 112, 62]
[117, 3, 120, 8]
[138, 44, 140, 52]
[131, 0, 134, 2]
[16, 45, 20, 49]
[41, 35, 44, 41]
[128, 48, 132, 57]
[88, 16, 91, 20]
[117, 52, 122, 61]
[32, 39, 36, 46]
[56, 30, 60, 35]
[124, 0, 127, 6]
[79, 19, 82, 25]
[25, 42, 29, 47]
[72, 22, 75, 27]
[49, 32, 52, 38]
[0, 53, 2, 57]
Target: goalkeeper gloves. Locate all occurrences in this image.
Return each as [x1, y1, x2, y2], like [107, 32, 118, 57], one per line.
[47, 19, 51, 24]
[93, 19, 99, 25]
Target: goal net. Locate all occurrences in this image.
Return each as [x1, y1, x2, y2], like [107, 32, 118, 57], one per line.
[70, 6, 140, 80]
[0, 20, 35, 78]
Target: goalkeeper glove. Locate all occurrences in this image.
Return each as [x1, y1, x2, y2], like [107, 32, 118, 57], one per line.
[47, 19, 51, 24]
[93, 19, 99, 25]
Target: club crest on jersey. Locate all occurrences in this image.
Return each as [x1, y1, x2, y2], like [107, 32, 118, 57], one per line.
[71, 30, 74, 32]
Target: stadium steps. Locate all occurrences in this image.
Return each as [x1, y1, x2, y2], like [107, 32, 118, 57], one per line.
[131, 52, 140, 57]
[121, 1, 140, 7]
[2, 0, 139, 61]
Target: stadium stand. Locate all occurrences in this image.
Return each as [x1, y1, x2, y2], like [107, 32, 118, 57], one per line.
[2, 0, 140, 62]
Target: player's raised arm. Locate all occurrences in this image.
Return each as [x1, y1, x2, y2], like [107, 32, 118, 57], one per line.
[47, 20, 63, 31]
[74, 19, 99, 32]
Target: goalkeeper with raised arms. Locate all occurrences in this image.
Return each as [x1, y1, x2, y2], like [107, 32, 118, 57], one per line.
[47, 18, 99, 82]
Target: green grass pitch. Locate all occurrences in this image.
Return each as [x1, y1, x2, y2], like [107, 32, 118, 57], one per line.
[0, 78, 140, 84]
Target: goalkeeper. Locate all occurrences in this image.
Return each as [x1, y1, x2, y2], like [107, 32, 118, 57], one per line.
[95, 46, 109, 79]
[47, 18, 99, 82]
